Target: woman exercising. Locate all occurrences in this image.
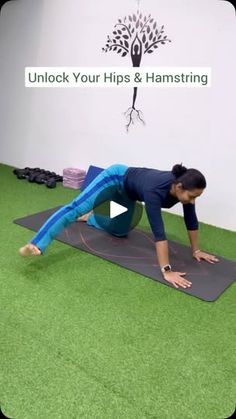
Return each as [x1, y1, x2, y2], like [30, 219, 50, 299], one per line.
[19, 163, 219, 289]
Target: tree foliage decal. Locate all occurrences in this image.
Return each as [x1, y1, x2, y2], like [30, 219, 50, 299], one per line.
[102, 8, 171, 131]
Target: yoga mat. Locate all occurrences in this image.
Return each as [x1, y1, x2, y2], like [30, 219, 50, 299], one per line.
[14, 207, 236, 301]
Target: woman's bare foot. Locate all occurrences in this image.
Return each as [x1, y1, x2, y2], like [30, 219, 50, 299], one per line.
[77, 211, 93, 222]
[19, 243, 41, 257]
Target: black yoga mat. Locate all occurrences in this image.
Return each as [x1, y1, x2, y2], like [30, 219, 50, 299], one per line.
[14, 207, 236, 301]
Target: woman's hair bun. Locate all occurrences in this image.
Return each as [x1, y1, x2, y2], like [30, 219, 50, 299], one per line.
[172, 163, 188, 178]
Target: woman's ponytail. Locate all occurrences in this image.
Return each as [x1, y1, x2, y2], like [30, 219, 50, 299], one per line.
[172, 164, 187, 178]
[172, 163, 206, 190]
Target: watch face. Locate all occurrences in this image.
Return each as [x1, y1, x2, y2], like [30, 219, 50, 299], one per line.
[164, 265, 171, 272]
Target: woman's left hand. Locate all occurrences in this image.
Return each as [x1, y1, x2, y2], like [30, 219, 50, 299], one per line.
[193, 250, 219, 264]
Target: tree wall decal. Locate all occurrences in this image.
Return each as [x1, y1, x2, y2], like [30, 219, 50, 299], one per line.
[102, 8, 171, 131]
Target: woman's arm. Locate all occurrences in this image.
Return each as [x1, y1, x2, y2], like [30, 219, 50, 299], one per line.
[187, 229, 200, 254]
[155, 240, 170, 267]
[155, 240, 192, 289]
[187, 229, 219, 263]
[144, 195, 192, 288]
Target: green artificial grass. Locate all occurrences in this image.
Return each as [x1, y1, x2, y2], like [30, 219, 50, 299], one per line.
[0, 163, 235, 419]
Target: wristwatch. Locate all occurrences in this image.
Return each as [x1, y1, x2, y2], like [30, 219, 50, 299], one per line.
[161, 264, 172, 274]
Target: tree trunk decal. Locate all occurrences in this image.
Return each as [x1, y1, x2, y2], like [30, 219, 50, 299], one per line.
[102, 9, 171, 131]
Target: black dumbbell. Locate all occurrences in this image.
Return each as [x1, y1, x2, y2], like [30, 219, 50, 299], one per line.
[54, 175, 63, 182]
[34, 173, 58, 188]
[28, 170, 45, 182]
[45, 175, 63, 188]
[34, 173, 48, 184]
[16, 169, 28, 179]
[46, 178, 57, 188]
[15, 168, 32, 179]
[13, 167, 44, 181]
[13, 167, 30, 176]
[38, 174, 63, 183]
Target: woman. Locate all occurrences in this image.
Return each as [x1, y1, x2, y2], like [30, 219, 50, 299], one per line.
[19, 163, 219, 289]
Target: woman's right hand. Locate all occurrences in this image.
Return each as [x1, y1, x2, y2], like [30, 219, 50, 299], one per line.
[163, 271, 192, 289]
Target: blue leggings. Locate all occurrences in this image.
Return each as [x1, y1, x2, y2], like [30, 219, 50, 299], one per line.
[31, 164, 129, 253]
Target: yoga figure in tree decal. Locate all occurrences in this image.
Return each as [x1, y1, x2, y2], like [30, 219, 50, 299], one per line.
[102, 8, 171, 131]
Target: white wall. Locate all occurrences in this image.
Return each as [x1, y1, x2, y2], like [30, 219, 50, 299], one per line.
[0, 0, 235, 231]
